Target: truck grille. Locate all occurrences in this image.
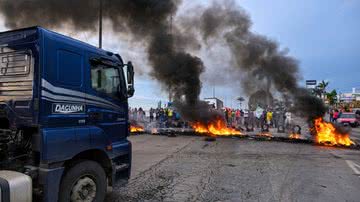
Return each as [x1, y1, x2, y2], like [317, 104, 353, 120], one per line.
[0, 50, 31, 76]
[0, 48, 33, 101]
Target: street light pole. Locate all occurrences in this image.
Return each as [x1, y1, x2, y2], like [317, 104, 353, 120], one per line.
[99, 0, 103, 49]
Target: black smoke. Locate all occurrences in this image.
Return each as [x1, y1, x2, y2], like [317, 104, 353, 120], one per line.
[0, 0, 221, 123]
[0, 0, 327, 123]
[185, 1, 326, 121]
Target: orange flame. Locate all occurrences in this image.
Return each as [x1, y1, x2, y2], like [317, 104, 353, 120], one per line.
[191, 119, 241, 136]
[289, 134, 301, 139]
[257, 133, 273, 138]
[313, 117, 354, 146]
[130, 125, 144, 133]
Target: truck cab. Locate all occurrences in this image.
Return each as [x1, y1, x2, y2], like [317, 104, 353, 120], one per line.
[0, 27, 134, 202]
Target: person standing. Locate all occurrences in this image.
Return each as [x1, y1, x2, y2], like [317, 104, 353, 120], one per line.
[244, 110, 249, 127]
[333, 110, 339, 122]
[138, 108, 144, 122]
[159, 108, 165, 127]
[285, 111, 292, 129]
[224, 108, 229, 124]
[149, 108, 154, 122]
[231, 110, 236, 126]
[272, 111, 277, 128]
[155, 108, 160, 121]
[235, 109, 241, 126]
[329, 109, 334, 122]
[266, 110, 273, 126]
[167, 108, 173, 127]
[134, 108, 138, 121]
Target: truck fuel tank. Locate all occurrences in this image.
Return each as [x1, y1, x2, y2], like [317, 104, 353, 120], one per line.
[0, 170, 32, 202]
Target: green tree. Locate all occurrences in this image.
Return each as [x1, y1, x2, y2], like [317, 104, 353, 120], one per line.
[312, 88, 322, 97]
[317, 80, 329, 98]
[326, 89, 337, 105]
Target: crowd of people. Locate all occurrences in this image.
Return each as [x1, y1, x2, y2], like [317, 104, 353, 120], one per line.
[130, 107, 186, 128]
[130, 105, 293, 131]
[240, 107, 292, 130]
[129, 107, 146, 122]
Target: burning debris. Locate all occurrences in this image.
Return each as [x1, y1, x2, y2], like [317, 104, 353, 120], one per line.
[130, 119, 145, 133]
[313, 118, 354, 147]
[289, 134, 301, 140]
[191, 117, 241, 136]
[130, 125, 145, 133]
[256, 133, 273, 139]
[289, 125, 302, 139]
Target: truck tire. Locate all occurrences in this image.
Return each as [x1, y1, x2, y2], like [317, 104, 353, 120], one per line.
[59, 160, 107, 202]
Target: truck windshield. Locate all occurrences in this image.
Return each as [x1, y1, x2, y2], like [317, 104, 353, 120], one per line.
[91, 64, 120, 99]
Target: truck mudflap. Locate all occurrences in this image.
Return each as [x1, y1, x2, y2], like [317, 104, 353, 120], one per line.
[38, 167, 64, 202]
[0, 170, 32, 202]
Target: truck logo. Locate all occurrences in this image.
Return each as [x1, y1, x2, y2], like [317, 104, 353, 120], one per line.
[52, 103, 85, 114]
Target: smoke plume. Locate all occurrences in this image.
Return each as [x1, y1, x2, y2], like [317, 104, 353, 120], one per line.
[0, 0, 221, 123]
[0, 0, 327, 123]
[186, 1, 326, 121]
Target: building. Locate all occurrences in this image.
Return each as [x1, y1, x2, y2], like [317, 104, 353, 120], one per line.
[339, 88, 360, 103]
[204, 97, 224, 110]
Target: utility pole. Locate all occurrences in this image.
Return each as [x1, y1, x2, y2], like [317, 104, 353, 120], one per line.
[99, 0, 103, 49]
[168, 14, 173, 103]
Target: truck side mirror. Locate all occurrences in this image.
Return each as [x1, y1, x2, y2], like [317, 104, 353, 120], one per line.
[124, 61, 135, 98]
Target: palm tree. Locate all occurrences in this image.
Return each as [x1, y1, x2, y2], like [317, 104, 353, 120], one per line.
[326, 90, 337, 105]
[312, 88, 322, 97]
[317, 80, 329, 99]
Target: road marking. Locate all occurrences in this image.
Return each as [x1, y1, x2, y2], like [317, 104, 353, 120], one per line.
[345, 160, 360, 177]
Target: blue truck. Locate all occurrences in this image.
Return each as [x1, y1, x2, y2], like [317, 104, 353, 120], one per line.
[0, 27, 134, 202]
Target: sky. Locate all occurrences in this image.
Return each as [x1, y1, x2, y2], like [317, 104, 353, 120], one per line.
[0, 0, 359, 109]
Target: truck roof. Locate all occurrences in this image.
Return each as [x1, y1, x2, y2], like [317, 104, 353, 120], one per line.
[0, 26, 123, 63]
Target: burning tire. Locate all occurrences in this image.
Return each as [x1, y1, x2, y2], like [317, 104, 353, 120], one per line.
[277, 125, 285, 133]
[261, 124, 270, 132]
[245, 124, 254, 132]
[292, 125, 301, 134]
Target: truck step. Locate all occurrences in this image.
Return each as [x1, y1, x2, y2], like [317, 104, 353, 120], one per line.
[115, 163, 129, 172]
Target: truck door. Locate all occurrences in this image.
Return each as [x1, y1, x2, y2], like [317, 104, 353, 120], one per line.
[84, 54, 128, 146]
[41, 37, 91, 160]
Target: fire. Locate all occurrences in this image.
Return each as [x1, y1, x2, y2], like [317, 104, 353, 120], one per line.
[313, 117, 354, 146]
[257, 133, 273, 138]
[191, 119, 241, 136]
[151, 128, 158, 134]
[289, 134, 301, 139]
[130, 125, 144, 133]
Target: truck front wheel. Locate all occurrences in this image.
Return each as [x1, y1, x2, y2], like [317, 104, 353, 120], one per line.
[59, 160, 107, 202]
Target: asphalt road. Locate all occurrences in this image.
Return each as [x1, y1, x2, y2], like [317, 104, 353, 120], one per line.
[106, 135, 360, 202]
[351, 127, 360, 143]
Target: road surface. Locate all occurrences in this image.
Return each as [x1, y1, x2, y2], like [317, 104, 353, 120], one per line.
[107, 134, 360, 202]
[351, 127, 360, 143]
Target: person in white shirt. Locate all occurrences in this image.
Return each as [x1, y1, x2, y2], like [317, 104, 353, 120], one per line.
[285, 111, 292, 128]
